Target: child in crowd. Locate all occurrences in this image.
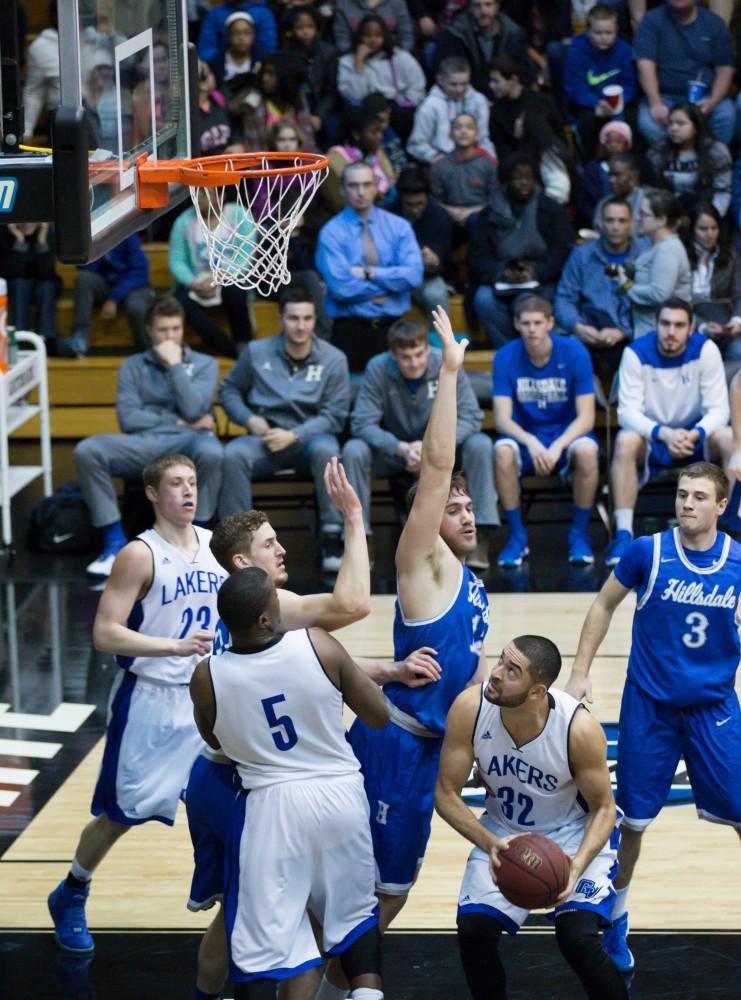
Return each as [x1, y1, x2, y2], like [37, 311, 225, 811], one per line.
[430, 112, 498, 228]
[337, 14, 426, 141]
[281, 5, 340, 144]
[323, 106, 398, 213]
[361, 92, 407, 174]
[564, 3, 637, 157]
[2, 222, 60, 351]
[407, 55, 494, 164]
[575, 120, 633, 228]
[646, 103, 732, 218]
[240, 51, 316, 151]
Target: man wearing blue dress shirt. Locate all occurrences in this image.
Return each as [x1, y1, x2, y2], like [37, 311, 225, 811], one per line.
[316, 162, 424, 373]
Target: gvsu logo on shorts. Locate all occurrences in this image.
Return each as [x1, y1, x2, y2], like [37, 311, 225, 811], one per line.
[575, 879, 599, 899]
[0, 177, 19, 212]
[602, 722, 694, 807]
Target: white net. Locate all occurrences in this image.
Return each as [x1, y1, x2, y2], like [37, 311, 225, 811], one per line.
[187, 155, 328, 297]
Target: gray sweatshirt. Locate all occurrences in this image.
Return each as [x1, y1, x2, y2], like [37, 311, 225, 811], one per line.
[626, 233, 692, 338]
[116, 347, 218, 433]
[350, 348, 483, 457]
[219, 334, 350, 442]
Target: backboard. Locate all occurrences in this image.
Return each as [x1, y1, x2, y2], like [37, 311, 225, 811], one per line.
[0, 0, 196, 263]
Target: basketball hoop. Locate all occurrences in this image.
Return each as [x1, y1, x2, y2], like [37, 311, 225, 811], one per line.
[136, 151, 329, 296]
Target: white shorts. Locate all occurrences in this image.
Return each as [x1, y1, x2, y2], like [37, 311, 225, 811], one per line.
[457, 812, 620, 934]
[92, 670, 205, 825]
[225, 772, 379, 983]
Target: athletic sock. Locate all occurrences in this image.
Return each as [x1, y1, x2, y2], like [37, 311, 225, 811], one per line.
[65, 857, 94, 889]
[571, 504, 591, 534]
[614, 509, 633, 536]
[102, 520, 127, 551]
[350, 990, 383, 1000]
[194, 990, 221, 1000]
[610, 885, 630, 922]
[315, 976, 350, 1000]
[503, 507, 523, 536]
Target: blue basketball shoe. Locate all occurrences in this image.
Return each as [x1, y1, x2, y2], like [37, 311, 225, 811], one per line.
[602, 912, 634, 974]
[48, 880, 94, 953]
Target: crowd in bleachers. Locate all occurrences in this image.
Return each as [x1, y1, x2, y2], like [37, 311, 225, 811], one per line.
[6, 0, 741, 574]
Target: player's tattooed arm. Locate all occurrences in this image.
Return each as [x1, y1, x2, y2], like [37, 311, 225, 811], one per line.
[556, 708, 616, 902]
[565, 574, 631, 703]
[189, 658, 221, 750]
[435, 688, 513, 871]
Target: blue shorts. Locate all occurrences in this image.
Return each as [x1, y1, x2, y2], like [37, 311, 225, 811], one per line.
[184, 754, 240, 910]
[641, 438, 707, 487]
[493, 434, 598, 478]
[616, 678, 741, 831]
[348, 718, 442, 894]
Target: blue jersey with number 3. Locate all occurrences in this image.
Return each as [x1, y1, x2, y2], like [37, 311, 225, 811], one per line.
[615, 529, 741, 707]
[386, 564, 489, 736]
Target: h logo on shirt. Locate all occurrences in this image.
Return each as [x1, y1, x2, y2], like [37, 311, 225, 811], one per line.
[376, 800, 390, 825]
[305, 364, 324, 382]
[427, 379, 439, 399]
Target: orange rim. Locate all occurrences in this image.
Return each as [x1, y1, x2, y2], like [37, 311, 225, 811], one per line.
[138, 150, 327, 183]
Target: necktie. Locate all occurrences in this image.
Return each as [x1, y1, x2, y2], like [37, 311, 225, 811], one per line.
[362, 218, 379, 267]
[362, 219, 386, 305]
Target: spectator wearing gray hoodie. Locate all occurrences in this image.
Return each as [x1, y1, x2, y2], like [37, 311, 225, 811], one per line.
[407, 56, 495, 164]
[342, 320, 499, 568]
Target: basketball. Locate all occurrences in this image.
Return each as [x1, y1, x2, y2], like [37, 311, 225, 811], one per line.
[496, 834, 570, 910]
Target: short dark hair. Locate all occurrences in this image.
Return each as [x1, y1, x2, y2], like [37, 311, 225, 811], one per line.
[678, 462, 729, 503]
[388, 319, 427, 351]
[601, 196, 632, 216]
[361, 92, 392, 116]
[657, 297, 693, 325]
[587, 3, 618, 25]
[644, 188, 682, 229]
[146, 293, 184, 328]
[490, 55, 527, 82]
[406, 471, 469, 513]
[217, 567, 272, 633]
[279, 285, 315, 313]
[438, 55, 470, 77]
[396, 166, 430, 197]
[608, 151, 639, 174]
[210, 510, 270, 572]
[142, 453, 195, 490]
[512, 635, 562, 688]
[514, 294, 553, 319]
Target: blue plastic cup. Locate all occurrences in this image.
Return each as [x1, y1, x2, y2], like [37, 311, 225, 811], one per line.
[687, 79, 708, 104]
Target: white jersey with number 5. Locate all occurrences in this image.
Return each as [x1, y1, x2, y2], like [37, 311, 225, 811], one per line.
[474, 686, 588, 841]
[116, 526, 226, 685]
[210, 629, 360, 790]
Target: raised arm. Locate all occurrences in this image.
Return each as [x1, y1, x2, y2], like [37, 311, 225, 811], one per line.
[564, 573, 631, 702]
[435, 687, 512, 871]
[395, 307, 468, 576]
[556, 707, 616, 902]
[93, 542, 214, 658]
[278, 460, 371, 632]
[308, 628, 389, 729]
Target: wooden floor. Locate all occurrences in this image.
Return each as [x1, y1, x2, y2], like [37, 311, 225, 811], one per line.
[1, 593, 740, 932]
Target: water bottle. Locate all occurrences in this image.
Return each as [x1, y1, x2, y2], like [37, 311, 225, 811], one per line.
[0, 278, 8, 374]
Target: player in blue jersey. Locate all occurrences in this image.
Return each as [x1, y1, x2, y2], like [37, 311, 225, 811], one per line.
[187, 459, 440, 1000]
[319, 306, 490, 999]
[48, 455, 224, 956]
[566, 462, 741, 975]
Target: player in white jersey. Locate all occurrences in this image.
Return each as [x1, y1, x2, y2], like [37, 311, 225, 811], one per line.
[190, 567, 389, 1000]
[48, 455, 225, 955]
[188, 459, 439, 1000]
[565, 462, 741, 975]
[436, 635, 628, 1000]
